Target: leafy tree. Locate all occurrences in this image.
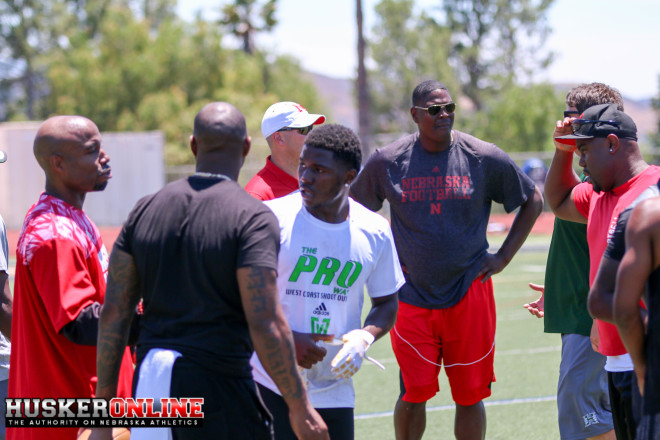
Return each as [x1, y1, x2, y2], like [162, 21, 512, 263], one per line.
[462, 83, 565, 152]
[437, 0, 555, 110]
[220, 0, 277, 55]
[369, 0, 459, 134]
[356, 0, 373, 157]
[0, 0, 178, 120]
[0, 0, 58, 119]
[43, 1, 320, 166]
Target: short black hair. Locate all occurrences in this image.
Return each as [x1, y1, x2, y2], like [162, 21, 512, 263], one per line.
[412, 80, 448, 106]
[304, 124, 362, 171]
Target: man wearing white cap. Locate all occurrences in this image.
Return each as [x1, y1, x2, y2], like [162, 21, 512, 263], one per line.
[246, 102, 325, 201]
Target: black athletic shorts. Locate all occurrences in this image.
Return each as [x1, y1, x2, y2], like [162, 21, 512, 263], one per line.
[257, 383, 354, 440]
[166, 355, 273, 440]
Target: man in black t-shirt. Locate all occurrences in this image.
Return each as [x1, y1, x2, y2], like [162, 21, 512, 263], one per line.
[613, 185, 660, 440]
[92, 102, 328, 440]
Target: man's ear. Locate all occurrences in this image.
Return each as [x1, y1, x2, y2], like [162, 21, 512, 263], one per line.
[410, 107, 420, 124]
[190, 135, 197, 157]
[607, 134, 620, 154]
[344, 168, 358, 186]
[271, 131, 286, 146]
[49, 154, 65, 175]
[242, 136, 252, 158]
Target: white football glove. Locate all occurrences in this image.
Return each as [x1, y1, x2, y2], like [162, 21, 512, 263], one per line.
[330, 329, 375, 379]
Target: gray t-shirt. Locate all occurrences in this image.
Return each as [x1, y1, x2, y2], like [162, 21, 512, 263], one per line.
[0, 215, 10, 378]
[351, 131, 535, 308]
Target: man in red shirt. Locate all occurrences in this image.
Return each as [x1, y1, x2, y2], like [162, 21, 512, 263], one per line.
[546, 103, 660, 440]
[7, 116, 134, 440]
[246, 101, 325, 200]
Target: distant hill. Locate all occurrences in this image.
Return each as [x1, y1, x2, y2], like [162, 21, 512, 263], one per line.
[306, 72, 358, 130]
[308, 73, 658, 144]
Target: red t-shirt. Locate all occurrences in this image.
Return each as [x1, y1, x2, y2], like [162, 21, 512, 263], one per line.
[245, 156, 299, 201]
[8, 194, 133, 440]
[574, 165, 660, 355]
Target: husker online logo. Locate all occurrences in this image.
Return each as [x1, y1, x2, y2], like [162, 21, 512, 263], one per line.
[5, 398, 204, 428]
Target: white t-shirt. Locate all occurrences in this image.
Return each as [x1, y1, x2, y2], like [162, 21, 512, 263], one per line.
[0, 215, 10, 379]
[251, 192, 405, 408]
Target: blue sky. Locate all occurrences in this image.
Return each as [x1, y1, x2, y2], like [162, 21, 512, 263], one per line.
[177, 0, 660, 101]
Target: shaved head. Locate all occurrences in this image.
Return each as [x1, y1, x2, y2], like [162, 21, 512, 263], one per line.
[193, 102, 247, 155]
[34, 116, 99, 171]
[32, 115, 110, 209]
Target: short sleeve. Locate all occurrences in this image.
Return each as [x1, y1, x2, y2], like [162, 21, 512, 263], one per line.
[572, 182, 594, 219]
[366, 226, 406, 298]
[237, 207, 280, 271]
[351, 150, 387, 212]
[603, 208, 630, 262]
[485, 147, 536, 213]
[114, 195, 152, 256]
[30, 238, 97, 332]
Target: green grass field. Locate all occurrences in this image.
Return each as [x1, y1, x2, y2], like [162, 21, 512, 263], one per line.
[353, 235, 560, 439]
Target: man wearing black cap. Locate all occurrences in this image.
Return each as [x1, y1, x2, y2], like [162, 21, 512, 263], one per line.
[524, 83, 624, 440]
[546, 103, 660, 440]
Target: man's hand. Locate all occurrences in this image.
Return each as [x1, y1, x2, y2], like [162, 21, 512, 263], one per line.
[288, 401, 330, 440]
[477, 252, 508, 283]
[635, 365, 646, 398]
[523, 283, 545, 318]
[590, 321, 600, 353]
[331, 329, 375, 379]
[293, 332, 334, 369]
[553, 117, 577, 153]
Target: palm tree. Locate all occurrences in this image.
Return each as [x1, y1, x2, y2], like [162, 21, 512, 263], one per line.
[356, 0, 373, 158]
[220, 0, 277, 55]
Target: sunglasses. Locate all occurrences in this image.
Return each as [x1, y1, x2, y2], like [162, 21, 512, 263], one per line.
[414, 102, 456, 116]
[571, 119, 621, 133]
[278, 125, 313, 135]
[563, 110, 581, 118]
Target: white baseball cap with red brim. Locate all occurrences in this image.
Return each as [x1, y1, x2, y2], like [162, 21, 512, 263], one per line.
[261, 102, 326, 138]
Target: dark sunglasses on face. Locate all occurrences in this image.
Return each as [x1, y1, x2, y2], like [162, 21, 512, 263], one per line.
[563, 110, 581, 118]
[571, 119, 621, 133]
[278, 125, 313, 135]
[414, 102, 456, 116]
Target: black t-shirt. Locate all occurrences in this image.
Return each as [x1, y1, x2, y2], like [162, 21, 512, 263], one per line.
[604, 183, 660, 262]
[115, 175, 279, 377]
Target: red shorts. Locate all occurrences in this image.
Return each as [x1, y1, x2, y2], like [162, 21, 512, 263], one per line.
[391, 276, 496, 406]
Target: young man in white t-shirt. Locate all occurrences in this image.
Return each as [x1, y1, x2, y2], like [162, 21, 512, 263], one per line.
[251, 124, 405, 439]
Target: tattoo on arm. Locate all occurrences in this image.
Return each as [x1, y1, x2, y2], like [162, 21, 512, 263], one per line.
[96, 247, 140, 398]
[238, 266, 305, 402]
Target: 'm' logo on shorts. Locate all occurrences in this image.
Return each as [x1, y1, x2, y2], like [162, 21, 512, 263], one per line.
[583, 412, 599, 427]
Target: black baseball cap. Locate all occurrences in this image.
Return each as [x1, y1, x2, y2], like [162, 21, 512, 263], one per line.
[556, 103, 637, 142]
